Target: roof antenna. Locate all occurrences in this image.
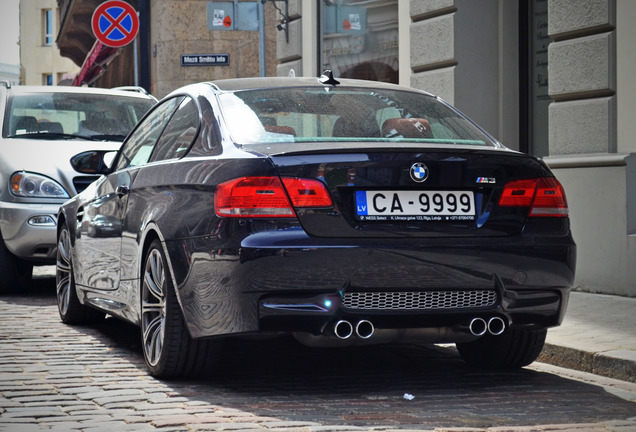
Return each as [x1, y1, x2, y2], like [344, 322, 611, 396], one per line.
[319, 70, 340, 86]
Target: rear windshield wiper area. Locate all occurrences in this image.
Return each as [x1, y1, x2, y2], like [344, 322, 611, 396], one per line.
[7, 131, 102, 141]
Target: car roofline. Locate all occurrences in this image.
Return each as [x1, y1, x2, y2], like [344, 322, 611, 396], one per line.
[197, 76, 436, 97]
[3, 85, 156, 99]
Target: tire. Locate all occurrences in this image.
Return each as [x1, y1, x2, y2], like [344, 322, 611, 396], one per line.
[56, 223, 105, 324]
[0, 234, 33, 293]
[456, 328, 547, 370]
[141, 239, 221, 378]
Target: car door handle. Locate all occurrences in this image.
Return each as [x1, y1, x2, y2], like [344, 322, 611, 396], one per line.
[116, 186, 129, 197]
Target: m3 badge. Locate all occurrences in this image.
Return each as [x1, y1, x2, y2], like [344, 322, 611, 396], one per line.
[476, 177, 496, 184]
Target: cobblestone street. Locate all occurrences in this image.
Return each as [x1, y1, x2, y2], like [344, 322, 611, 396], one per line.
[1, 274, 635, 431]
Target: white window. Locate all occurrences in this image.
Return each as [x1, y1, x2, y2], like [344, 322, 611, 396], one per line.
[43, 9, 53, 46]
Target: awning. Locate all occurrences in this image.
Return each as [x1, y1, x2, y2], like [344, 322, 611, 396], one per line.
[71, 40, 120, 86]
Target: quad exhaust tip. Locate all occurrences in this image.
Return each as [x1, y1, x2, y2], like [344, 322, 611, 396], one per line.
[333, 317, 504, 340]
[334, 320, 354, 339]
[334, 319, 375, 340]
[469, 318, 488, 336]
[469, 316, 507, 336]
[487, 316, 506, 335]
[355, 320, 374, 339]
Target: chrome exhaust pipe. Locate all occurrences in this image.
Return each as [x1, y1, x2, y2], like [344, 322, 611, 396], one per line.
[355, 320, 374, 339]
[469, 318, 488, 336]
[334, 320, 353, 339]
[487, 317, 506, 336]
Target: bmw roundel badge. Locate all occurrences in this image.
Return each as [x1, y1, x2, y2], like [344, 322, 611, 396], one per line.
[410, 162, 429, 183]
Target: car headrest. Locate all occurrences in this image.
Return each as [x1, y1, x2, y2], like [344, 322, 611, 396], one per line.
[39, 121, 63, 134]
[265, 125, 297, 136]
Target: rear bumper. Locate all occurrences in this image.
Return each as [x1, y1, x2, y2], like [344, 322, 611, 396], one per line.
[257, 287, 570, 333]
[166, 228, 575, 340]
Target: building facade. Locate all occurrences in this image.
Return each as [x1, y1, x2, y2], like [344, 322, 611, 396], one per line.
[271, 0, 636, 297]
[543, 0, 635, 297]
[20, 0, 78, 85]
[56, 0, 277, 94]
[55, 0, 635, 297]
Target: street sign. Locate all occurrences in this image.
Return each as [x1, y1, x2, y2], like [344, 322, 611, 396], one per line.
[92, 0, 139, 48]
[180, 54, 230, 66]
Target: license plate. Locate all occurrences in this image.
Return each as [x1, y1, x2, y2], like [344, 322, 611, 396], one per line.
[355, 190, 476, 221]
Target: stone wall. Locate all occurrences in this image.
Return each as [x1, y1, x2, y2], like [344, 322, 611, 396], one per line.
[408, 0, 519, 150]
[545, 0, 636, 296]
[547, 0, 616, 155]
[149, 0, 277, 98]
[275, 0, 302, 77]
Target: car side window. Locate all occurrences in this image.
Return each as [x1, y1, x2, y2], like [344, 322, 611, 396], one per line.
[115, 97, 183, 171]
[149, 97, 198, 163]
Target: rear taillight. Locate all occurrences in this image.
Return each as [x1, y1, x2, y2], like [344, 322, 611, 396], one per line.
[498, 179, 537, 207]
[281, 178, 333, 208]
[529, 177, 569, 217]
[215, 176, 332, 218]
[499, 177, 568, 217]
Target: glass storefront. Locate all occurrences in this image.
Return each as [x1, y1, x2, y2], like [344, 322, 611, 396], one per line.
[320, 0, 398, 83]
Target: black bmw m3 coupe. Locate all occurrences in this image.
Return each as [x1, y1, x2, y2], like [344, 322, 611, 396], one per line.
[56, 73, 576, 378]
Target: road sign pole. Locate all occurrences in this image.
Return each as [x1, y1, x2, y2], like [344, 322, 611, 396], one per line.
[259, 1, 265, 76]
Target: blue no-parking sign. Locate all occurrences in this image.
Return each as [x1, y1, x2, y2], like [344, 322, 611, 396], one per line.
[92, 0, 139, 48]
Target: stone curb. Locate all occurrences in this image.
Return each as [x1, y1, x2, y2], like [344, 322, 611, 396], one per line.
[538, 343, 636, 384]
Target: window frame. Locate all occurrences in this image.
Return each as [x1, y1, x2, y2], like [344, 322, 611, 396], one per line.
[114, 96, 183, 171]
[43, 9, 54, 46]
[148, 97, 200, 163]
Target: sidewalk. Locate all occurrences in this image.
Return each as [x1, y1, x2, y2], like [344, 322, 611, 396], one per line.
[539, 291, 636, 383]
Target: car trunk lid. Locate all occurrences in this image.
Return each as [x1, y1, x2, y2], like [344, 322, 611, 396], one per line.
[269, 148, 555, 238]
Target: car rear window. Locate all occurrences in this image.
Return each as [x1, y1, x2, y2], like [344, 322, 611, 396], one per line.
[217, 87, 497, 150]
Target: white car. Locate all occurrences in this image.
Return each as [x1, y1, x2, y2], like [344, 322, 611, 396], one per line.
[0, 83, 155, 292]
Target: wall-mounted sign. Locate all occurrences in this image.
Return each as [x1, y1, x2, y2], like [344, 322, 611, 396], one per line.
[180, 54, 230, 66]
[92, 0, 139, 48]
[323, 4, 367, 35]
[207, 2, 259, 31]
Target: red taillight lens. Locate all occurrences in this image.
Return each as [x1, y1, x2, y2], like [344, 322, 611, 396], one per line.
[281, 178, 333, 208]
[499, 177, 568, 217]
[529, 177, 568, 217]
[498, 179, 538, 207]
[215, 177, 294, 217]
[215, 177, 332, 218]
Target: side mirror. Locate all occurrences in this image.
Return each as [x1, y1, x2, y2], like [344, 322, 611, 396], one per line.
[70, 151, 117, 175]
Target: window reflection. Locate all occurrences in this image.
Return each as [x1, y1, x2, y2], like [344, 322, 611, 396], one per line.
[320, 0, 398, 83]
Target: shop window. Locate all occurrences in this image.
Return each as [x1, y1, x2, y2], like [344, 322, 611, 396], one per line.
[320, 0, 398, 84]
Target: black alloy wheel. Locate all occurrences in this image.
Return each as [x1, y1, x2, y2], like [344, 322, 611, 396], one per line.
[141, 239, 221, 378]
[56, 222, 105, 324]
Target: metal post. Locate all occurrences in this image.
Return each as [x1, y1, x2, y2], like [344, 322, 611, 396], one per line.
[133, 36, 139, 87]
[259, 1, 266, 76]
